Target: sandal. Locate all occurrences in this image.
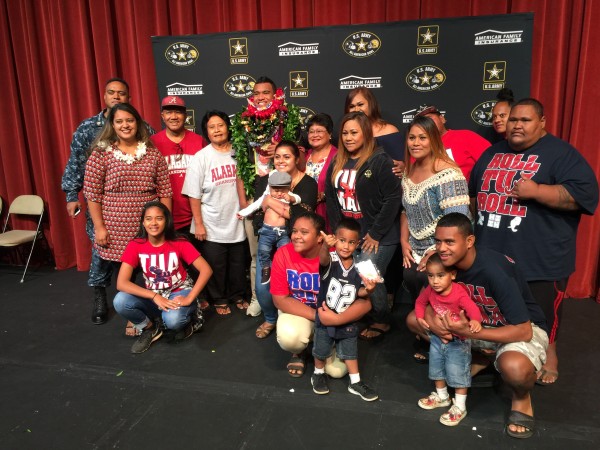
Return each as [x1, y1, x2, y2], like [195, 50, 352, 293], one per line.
[287, 354, 305, 378]
[359, 325, 389, 342]
[535, 369, 559, 386]
[234, 299, 249, 310]
[198, 299, 210, 311]
[214, 304, 231, 316]
[255, 322, 275, 339]
[505, 410, 535, 439]
[125, 321, 141, 337]
[412, 337, 429, 364]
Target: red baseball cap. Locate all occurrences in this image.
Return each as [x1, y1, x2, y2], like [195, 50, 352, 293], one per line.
[161, 95, 186, 110]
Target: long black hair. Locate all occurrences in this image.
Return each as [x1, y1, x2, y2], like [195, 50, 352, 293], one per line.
[134, 201, 185, 242]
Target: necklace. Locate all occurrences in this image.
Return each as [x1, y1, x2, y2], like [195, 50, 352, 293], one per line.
[290, 172, 303, 191]
[107, 141, 147, 164]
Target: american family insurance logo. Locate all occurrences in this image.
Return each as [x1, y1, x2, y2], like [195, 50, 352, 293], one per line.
[339, 75, 382, 90]
[474, 29, 523, 45]
[166, 83, 204, 96]
[278, 42, 319, 56]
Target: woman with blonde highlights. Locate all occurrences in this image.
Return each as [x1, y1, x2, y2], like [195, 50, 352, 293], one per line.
[326, 111, 401, 341]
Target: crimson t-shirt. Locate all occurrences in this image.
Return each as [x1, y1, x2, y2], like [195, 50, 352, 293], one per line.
[121, 238, 200, 291]
[270, 243, 320, 308]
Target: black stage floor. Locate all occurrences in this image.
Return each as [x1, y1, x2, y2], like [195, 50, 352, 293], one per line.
[1, 266, 599, 449]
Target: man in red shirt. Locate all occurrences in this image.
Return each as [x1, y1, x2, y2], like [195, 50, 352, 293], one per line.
[415, 105, 490, 182]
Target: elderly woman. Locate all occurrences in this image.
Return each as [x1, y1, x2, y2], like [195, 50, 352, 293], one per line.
[83, 103, 172, 325]
[326, 111, 402, 342]
[254, 140, 318, 339]
[305, 113, 337, 230]
[182, 110, 247, 315]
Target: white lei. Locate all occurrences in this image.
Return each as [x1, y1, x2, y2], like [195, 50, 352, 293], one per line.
[106, 141, 147, 164]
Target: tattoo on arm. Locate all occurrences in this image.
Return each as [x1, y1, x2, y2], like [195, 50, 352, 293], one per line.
[557, 185, 578, 210]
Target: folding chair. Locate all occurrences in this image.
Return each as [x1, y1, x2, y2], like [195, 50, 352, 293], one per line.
[0, 195, 45, 283]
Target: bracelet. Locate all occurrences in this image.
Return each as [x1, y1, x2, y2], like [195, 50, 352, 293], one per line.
[151, 292, 158, 302]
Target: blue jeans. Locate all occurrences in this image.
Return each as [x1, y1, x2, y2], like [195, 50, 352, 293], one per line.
[255, 255, 277, 324]
[356, 243, 397, 324]
[113, 288, 196, 332]
[312, 325, 358, 361]
[257, 224, 289, 269]
[428, 334, 472, 388]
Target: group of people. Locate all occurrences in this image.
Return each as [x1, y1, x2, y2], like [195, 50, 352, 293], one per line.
[62, 76, 598, 439]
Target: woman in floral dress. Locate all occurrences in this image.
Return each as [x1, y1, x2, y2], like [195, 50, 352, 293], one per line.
[84, 103, 172, 319]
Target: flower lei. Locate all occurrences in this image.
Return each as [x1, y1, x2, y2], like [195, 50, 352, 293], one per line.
[105, 141, 147, 164]
[231, 88, 301, 198]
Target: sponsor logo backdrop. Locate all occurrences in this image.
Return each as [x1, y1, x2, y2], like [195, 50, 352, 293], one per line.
[152, 13, 532, 141]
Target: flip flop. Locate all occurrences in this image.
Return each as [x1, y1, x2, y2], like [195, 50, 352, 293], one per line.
[287, 355, 305, 378]
[214, 304, 232, 316]
[535, 369, 559, 386]
[234, 299, 249, 310]
[125, 321, 141, 337]
[412, 338, 429, 363]
[505, 410, 535, 439]
[359, 326, 389, 342]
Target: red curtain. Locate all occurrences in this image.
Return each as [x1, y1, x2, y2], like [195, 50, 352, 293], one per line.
[1, 0, 598, 298]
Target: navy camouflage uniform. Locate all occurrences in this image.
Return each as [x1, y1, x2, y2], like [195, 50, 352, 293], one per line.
[61, 110, 155, 287]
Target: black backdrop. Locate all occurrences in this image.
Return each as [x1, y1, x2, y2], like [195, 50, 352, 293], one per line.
[152, 13, 532, 142]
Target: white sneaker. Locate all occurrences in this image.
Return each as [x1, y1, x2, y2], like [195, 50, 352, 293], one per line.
[439, 399, 467, 426]
[246, 298, 262, 317]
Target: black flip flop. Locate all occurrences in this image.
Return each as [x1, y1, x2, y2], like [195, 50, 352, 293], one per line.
[505, 410, 535, 439]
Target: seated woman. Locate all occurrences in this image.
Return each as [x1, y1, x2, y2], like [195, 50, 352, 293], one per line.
[113, 202, 212, 354]
[254, 141, 317, 340]
[271, 212, 367, 377]
[400, 116, 470, 362]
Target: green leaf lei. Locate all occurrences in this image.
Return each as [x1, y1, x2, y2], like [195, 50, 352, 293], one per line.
[231, 92, 301, 199]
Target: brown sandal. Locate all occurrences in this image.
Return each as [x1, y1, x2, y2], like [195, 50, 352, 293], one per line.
[234, 299, 249, 310]
[214, 304, 232, 316]
[255, 322, 275, 339]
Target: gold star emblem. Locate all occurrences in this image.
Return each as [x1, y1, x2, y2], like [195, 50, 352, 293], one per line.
[419, 73, 432, 85]
[486, 110, 493, 120]
[235, 81, 247, 92]
[357, 39, 367, 51]
[487, 64, 503, 79]
[232, 40, 245, 54]
[177, 49, 187, 60]
[293, 74, 305, 87]
[421, 28, 436, 44]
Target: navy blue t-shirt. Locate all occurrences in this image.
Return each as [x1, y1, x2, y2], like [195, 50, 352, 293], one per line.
[455, 247, 548, 333]
[469, 133, 598, 281]
[316, 251, 363, 339]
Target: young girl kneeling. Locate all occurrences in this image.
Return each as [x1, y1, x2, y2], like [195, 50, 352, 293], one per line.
[114, 201, 212, 354]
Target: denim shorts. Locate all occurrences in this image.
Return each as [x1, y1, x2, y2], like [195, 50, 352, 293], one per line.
[428, 334, 472, 388]
[312, 325, 357, 361]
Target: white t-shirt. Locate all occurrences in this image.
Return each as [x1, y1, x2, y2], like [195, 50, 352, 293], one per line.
[182, 144, 245, 243]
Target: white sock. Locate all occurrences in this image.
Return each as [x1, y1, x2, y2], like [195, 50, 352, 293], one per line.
[436, 386, 449, 400]
[314, 367, 325, 375]
[349, 373, 361, 384]
[454, 393, 467, 411]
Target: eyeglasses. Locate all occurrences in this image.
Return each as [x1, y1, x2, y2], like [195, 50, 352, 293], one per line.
[175, 143, 183, 161]
[308, 129, 328, 136]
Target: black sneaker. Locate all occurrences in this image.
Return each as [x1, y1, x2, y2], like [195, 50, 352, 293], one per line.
[348, 381, 379, 401]
[131, 325, 163, 354]
[311, 373, 330, 395]
[175, 316, 203, 341]
[260, 266, 271, 285]
[91, 287, 108, 324]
